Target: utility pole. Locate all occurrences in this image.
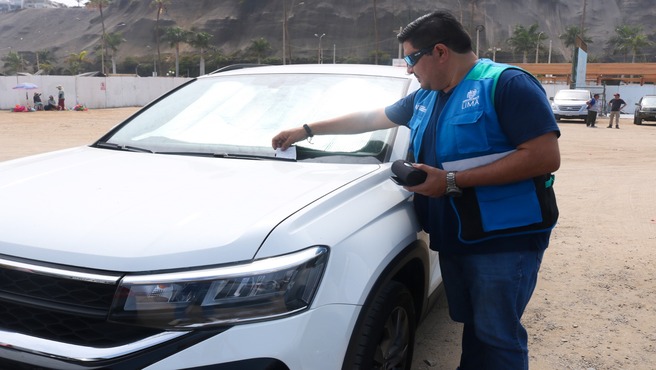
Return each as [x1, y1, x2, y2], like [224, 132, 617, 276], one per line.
[579, 0, 587, 37]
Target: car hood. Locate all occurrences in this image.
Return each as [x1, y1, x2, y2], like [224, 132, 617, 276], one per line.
[0, 147, 378, 271]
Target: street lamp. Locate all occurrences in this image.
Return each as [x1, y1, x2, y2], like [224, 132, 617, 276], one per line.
[535, 32, 544, 63]
[314, 33, 326, 64]
[488, 47, 501, 62]
[475, 25, 485, 57]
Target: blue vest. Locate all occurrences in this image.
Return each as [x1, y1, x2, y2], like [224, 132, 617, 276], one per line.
[408, 59, 555, 243]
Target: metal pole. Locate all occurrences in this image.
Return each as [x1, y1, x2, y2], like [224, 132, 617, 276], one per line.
[548, 40, 552, 64]
[535, 32, 543, 63]
[475, 25, 485, 57]
[282, 0, 287, 65]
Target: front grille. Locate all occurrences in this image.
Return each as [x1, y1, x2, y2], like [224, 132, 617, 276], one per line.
[0, 266, 116, 311]
[0, 300, 159, 347]
[558, 105, 583, 112]
[0, 259, 162, 347]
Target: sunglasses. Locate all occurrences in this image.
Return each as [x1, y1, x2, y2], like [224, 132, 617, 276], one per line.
[403, 41, 444, 67]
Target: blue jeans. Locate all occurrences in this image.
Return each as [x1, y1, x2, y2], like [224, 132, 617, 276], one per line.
[439, 249, 544, 370]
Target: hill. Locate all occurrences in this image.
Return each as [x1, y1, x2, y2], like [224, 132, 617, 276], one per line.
[1, 0, 655, 76]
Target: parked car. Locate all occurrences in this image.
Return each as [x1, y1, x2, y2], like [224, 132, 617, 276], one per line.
[633, 95, 656, 125]
[0, 64, 442, 370]
[551, 89, 593, 122]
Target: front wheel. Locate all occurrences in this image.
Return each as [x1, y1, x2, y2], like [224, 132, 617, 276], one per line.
[634, 116, 643, 125]
[344, 281, 417, 370]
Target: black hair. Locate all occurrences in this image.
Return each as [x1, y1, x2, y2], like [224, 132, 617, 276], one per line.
[397, 10, 473, 54]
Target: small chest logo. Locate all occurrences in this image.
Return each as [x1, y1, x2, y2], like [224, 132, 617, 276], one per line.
[461, 89, 480, 109]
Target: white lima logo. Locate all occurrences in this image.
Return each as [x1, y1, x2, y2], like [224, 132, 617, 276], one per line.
[462, 89, 480, 109]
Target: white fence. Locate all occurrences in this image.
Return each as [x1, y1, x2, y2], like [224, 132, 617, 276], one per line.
[3, 75, 656, 113]
[1, 75, 190, 110]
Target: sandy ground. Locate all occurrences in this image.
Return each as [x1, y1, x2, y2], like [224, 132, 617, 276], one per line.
[1, 109, 656, 369]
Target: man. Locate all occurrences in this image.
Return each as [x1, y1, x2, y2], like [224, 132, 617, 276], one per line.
[56, 85, 65, 111]
[272, 11, 560, 369]
[607, 93, 626, 129]
[586, 93, 601, 127]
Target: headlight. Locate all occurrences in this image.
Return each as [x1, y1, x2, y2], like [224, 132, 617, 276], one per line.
[109, 246, 328, 329]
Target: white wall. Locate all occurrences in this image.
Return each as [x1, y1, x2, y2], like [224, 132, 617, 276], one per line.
[1, 75, 190, 110]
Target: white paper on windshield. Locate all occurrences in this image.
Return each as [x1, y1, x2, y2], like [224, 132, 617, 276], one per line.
[275, 146, 297, 160]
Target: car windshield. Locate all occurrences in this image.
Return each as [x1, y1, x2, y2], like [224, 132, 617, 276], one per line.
[556, 90, 590, 100]
[641, 96, 656, 105]
[100, 71, 410, 163]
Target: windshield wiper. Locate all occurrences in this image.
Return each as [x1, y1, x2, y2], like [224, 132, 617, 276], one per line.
[156, 151, 295, 161]
[94, 142, 154, 153]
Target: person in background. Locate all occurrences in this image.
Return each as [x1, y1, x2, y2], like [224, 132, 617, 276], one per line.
[272, 10, 560, 370]
[56, 85, 65, 111]
[607, 93, 626, 129]
[44, 95, 58, 111]
[586, 93, 600, 127]
[33, 92, 44, 111]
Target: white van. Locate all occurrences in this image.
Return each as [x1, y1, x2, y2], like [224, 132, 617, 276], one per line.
[551, 89, 592, 122]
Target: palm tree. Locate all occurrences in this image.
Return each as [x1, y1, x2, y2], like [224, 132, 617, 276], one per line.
[247, 38, 271, 64]
[559, 25, 592, 48]
[188, 30, 213, 76]
[65, 50, 91, 75]
[2, 51, 25, 75]
[608, 25, 652, 62]
[105, 32, 125, 74]
[86, 0, 111, 75]
[151, 0, 171, 76]
[164, 26, 189, 77]
[507, 24, 542, 63]
[35, 50, 56, 74]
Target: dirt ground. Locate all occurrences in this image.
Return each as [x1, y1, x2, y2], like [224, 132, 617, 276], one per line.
[1, 109, 655, 369]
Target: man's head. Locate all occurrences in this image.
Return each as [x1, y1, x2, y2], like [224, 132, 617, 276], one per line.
[397, 10, 472, 54]
[594, 94, 599, 98]
[56, 85, 62, 90]
[614, 93, 620, 98]
[397, 10, 476, 91]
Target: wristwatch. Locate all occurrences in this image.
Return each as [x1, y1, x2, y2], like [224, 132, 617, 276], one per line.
[445, 171, 463, 197]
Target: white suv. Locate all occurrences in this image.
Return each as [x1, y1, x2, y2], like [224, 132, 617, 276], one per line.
[0, 64, 441, 370]
[551, 88, 592, 122]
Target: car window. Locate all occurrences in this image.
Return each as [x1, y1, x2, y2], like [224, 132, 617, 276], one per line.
[641, 96, 656, 105]
[555, 90, 590, 100]
[103, 73, 410, 162]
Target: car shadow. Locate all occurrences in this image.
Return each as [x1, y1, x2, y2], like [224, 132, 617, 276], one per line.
[556, 119, 587, 125]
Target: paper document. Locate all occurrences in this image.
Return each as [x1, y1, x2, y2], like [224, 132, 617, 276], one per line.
[275, 146, 297, 160]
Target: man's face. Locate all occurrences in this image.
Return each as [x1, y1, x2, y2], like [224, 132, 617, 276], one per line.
[402, 41, 446, 91]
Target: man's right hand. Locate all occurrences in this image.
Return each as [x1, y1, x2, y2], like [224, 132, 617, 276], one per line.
[272, 127, 307, 150]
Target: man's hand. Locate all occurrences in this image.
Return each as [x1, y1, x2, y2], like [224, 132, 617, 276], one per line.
[404, 163, 447, 198]
[272, 127, 306, 150]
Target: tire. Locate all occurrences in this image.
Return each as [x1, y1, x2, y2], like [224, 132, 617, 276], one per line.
[634, 116, 643, 125]
[344, 281, 417, 370]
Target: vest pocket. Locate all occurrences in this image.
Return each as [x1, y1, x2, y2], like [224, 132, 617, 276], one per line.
[448, 110, 490, 154]
[450, 175, 558, 244]
[476, 180, 542, 231]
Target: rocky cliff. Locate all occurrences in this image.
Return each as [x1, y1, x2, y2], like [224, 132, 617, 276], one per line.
[1, 0, 654, 75]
